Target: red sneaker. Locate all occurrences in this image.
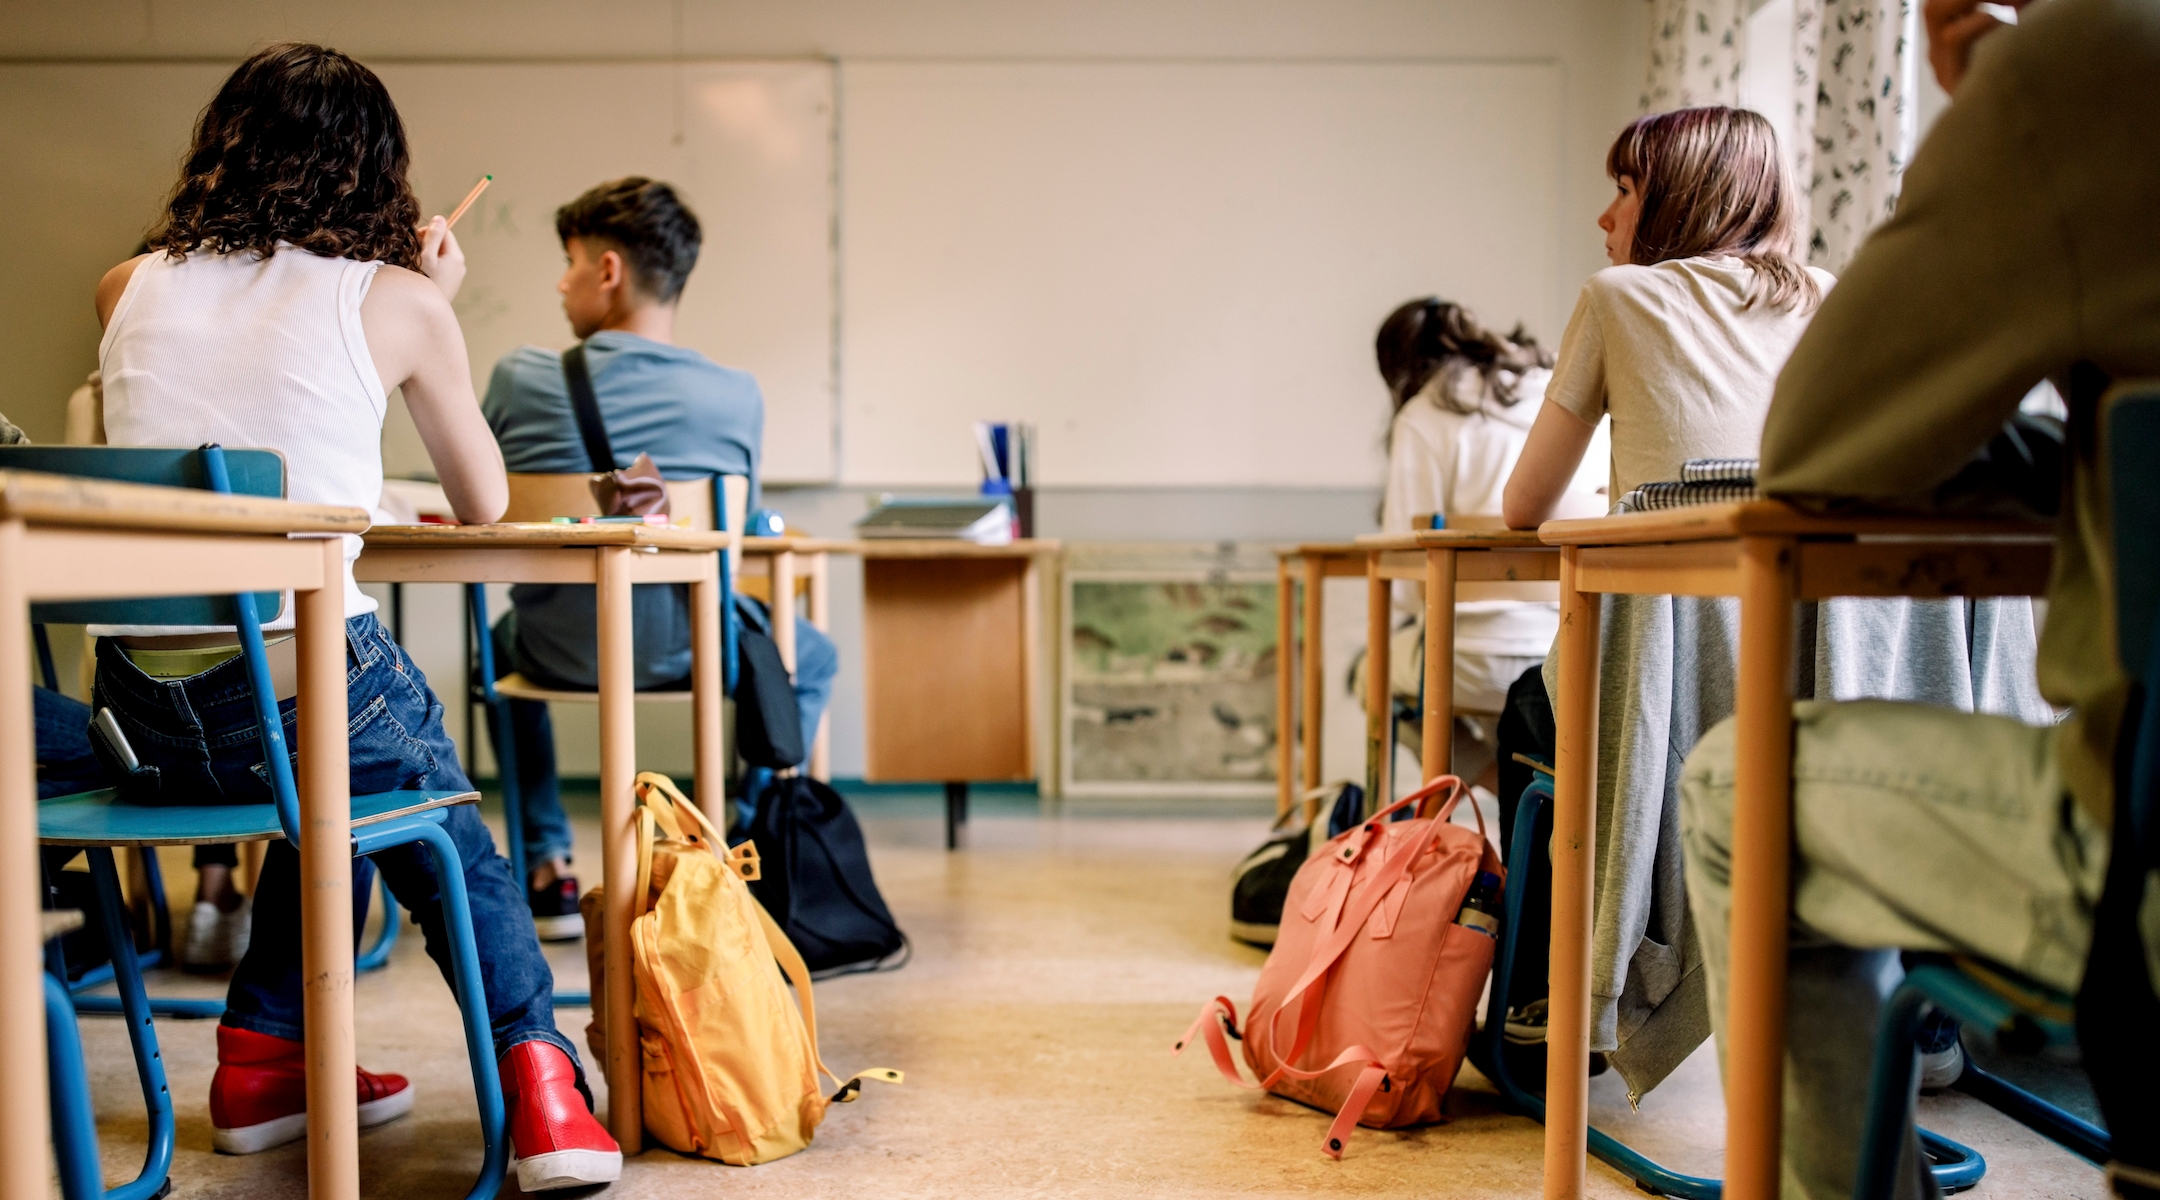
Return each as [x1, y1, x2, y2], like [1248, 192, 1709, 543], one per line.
[503, 1041, 622, 1191]
[210, 1025, 414, 1154]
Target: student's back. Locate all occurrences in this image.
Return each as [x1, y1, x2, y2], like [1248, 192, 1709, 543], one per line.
[485, 332, 760, 486]
[1546, 255, 1833, 498]
[103, 248, 388, 623]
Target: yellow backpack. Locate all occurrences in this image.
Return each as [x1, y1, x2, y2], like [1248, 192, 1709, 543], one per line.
[582, 772, 900, 1165]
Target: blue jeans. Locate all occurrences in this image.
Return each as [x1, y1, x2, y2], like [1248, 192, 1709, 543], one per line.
[488, 593, 837, 871]
[93, 614, 582, 1077]
[34, 686, 105, 801]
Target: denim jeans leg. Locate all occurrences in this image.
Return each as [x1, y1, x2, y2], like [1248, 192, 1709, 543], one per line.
[792, 620, 839, 745]
[368, 803, 579, 1075]
[33, 685, 107, 800]
[488, 616, 574, 870]
[102, 613, 584, 1082]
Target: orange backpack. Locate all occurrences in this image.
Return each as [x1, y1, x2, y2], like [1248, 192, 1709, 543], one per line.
[1176, 775, 1501, 1158]
[583, 773, 899, 1164]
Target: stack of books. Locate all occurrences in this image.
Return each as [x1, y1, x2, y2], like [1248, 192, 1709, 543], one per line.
[854, 496, 1015, 545]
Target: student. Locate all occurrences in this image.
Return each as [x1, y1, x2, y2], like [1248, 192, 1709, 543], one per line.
[91, 43, 617, 1189]
[480, 176, 839, 938]
[1371, 298, 1603, 782]
[1498, 106, 2047, 1098]
[1681, 0, 2160, 1193]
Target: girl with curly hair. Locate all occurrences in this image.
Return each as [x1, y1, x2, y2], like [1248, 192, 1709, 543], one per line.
[91, 42, 619, 1190]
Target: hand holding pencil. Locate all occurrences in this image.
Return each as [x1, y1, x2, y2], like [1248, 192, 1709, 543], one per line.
[417, 175, 490, 302]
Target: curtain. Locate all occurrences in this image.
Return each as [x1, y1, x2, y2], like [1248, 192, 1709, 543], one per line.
[1792, 0, 1921, 271]
[1641, 0, 1748, 110]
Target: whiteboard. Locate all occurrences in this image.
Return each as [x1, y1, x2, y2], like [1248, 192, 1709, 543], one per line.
[0, 60, 837, 482]
[839, 60, 1564, 488]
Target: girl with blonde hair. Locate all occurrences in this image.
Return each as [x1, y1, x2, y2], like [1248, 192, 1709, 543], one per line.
[1491, 107, 2046, 1099]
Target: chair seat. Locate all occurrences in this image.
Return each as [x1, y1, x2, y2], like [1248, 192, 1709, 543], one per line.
[38, 788, 481, 848]
[494, 671, 696, 705]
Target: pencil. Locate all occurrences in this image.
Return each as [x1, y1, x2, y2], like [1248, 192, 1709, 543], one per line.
[443, 175, 493, 229]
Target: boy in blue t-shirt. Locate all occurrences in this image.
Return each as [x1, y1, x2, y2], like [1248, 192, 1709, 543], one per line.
[481, 177, 837, 937]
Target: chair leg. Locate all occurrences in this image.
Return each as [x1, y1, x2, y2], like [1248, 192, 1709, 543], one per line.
[1854, 981, 1940, 1200]
[366, 822, 507, 1200]
[355, 870, 402, 973]
[45, 972, 104, 1200]
[1954, 1062, 2111, 1165]
[86, 848, 176, 1200]
[489, 697, 527, 893]
[945, 781, 968, 851]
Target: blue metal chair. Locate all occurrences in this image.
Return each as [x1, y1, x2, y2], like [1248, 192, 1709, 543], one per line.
[1471, 769, 1986, 1198]
[465, 472, 744, 978]
[1849, 382, 2160, 1198]
[12, 445, 507, 1200]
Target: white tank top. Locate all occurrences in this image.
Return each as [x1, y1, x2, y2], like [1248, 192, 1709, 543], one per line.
[97, 247, 384, 632]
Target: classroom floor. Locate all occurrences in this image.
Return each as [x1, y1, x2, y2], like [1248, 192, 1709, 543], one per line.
[69, 789, 2109, 1199]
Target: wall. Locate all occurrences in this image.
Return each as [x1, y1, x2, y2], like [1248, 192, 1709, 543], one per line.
[1, 0, 1646, 780]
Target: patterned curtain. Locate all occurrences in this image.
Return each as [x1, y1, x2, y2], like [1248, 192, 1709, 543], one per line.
[1642, 0, 1748, 110]
[1792, 0, 1920, 271]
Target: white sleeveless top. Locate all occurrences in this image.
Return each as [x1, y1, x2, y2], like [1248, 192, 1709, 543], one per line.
[98, 247, 384, 632]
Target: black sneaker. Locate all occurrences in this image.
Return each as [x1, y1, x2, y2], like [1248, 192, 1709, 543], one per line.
[527, 877, 583, 942]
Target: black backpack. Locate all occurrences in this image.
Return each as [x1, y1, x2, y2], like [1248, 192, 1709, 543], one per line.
[744, 775, 908, 977]
[1229, 782, 1363, 947]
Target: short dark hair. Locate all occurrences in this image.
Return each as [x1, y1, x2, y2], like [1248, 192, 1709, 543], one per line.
[150, 42, 422, 269]
[555, 178, 702, 303]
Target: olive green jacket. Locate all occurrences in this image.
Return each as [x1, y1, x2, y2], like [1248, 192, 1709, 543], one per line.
[1760, 0, 2160, 826]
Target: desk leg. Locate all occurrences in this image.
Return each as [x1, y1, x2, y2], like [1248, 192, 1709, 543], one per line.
[691, 552, 726, 823]
[1545, 548, 1598, 1200]
[0, 521, 49, 1200]
[1302, 557, 1324, 795]
[1423, 548, 1456, 783]
[1364, 554, 1391, 814]
[1277, 557, 1295, 819]
[1726, 537, 1798, 1200]
[773, 550, 798, 672]
[809, 552, 831, 781]
[297, 539, 357, 1200]
[595, 546, 641, 1151]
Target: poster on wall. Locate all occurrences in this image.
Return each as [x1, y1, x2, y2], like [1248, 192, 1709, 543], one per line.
[1062, 543, 1279, 798]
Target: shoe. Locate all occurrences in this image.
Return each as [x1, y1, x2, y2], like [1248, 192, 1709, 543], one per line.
[1504, 998, 1548, 1045]
[528, 876, 583, 942]
[1918, 1040, 1966, 1092]
[183, 898, 252, 972]
[210, 1025, 413, 1154]
[503, 1041, 622, 1190]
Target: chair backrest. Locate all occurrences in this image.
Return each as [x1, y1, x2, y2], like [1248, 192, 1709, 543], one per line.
[503, 470, 747, 575]
[0, 445, 286, 626]
[3, 445, 302, 843]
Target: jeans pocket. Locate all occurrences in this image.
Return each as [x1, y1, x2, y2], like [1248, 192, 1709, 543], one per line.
[347, 693, 440, 795]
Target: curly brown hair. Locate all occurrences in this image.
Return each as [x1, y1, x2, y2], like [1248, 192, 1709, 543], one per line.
[148, 43, 422, 270]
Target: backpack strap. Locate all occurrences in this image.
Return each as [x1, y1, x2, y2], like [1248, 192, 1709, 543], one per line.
[561, 344, 617, 472]
[749, 896, 903, 1102]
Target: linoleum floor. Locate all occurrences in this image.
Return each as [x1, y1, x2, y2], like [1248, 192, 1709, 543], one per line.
[68, 790, 2109, 1198]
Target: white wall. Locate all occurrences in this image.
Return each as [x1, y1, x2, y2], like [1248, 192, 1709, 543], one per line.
[1, 0, 1646, 779]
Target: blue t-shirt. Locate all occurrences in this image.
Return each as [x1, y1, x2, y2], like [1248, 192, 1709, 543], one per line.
[482, 331, 763, 688]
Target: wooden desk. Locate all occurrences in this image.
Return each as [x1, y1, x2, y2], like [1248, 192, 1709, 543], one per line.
[0, 470, 369, 1200]
[1272, 544, 1366, 818]
[740, 535, 846, 780]
[1354, 527, 1560, 802]
[355, 521, 734, 1153]
[1536, 501, 2053, 1200]
[812, 539, 1059, 847]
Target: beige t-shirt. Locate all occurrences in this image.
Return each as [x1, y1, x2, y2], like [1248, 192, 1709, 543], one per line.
[1545, 256, 1836, 498]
